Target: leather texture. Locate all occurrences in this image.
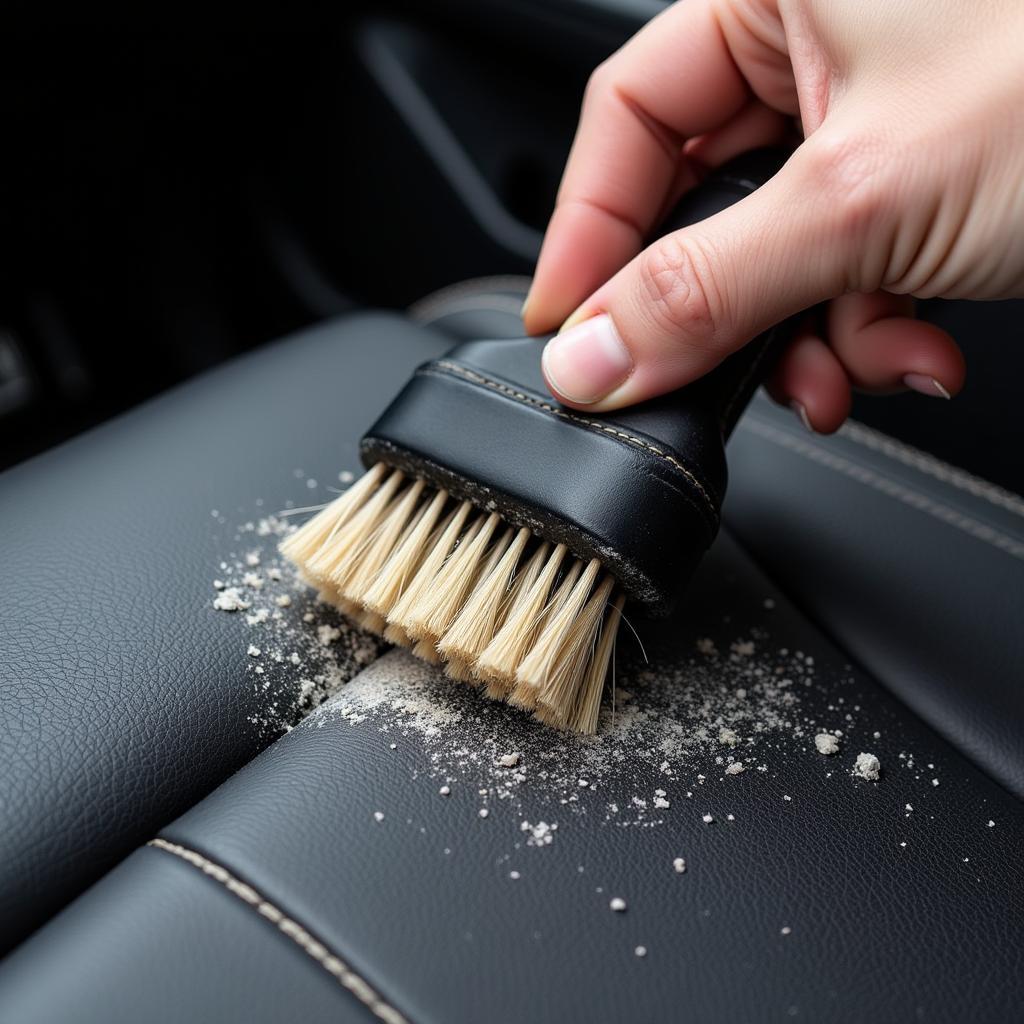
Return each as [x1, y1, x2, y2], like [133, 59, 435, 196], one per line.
[0, 848, 374, 1024]
[2, 531, 1021, 1023]
[366, 152, 791, 612]
[728, 396, 1024, 799]
[1, 304, 1022, 1021]
[0, 312, 453, 953]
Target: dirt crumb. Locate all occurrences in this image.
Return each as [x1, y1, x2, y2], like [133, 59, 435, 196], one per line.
[814, 733, 840, 755]
[852, 752, 881, 781]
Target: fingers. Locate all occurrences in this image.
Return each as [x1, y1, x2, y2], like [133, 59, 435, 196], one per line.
[652, 100, 794, 227]
[825, 292, 965, 397]
[765, 327, 851, 434]
[541, 145, 853, 411]
[764, 292, 965, 433]
[522, 0, 749, 335]
[683, 100, 794, 174]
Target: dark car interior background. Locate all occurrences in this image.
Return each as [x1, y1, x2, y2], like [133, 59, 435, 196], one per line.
[2, 3, 1021, 490]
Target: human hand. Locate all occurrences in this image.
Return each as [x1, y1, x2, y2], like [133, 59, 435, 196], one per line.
[524, 0, 1024, 429]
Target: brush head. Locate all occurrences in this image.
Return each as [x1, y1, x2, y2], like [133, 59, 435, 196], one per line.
[280, 470, 622, 733]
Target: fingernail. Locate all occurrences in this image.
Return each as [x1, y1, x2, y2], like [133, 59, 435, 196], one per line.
[558, 307, 588, 334]
[903, 373, 951, 399]
[789, 400, 814, 433]
[542, 313, 633, 404]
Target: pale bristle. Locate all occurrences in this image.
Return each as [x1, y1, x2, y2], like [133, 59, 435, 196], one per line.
[437, 526, 529, 667]
[443, 658, 475, 683]
[356, 609, 387, 635]
[508, 559, 589, 710]
[535, 574, 614, 726]
[412, 637, 441, 664]
[571, 594, 625, 735]
[279, 464, 628, 734]
[279, 463, 387, 568]
[305, 469, 405, 580]
[383, 622, 412, 647]
[477, 541, 551, 698]
[399, 512, 500, 644]
[335, 479, 425, 597]
[476, 543, 566, 695]
[359, 489, 448, 616]
[386, 500, 473, 635]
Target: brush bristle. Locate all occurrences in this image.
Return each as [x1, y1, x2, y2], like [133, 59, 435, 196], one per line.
[280, 463, 625, 734]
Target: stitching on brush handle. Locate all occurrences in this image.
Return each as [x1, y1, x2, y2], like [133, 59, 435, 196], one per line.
[429, 359, 718, 521]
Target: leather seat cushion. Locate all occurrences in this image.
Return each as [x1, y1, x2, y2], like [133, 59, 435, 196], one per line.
[1, 529, 1021, 1022]
[0, 312, 453, 951]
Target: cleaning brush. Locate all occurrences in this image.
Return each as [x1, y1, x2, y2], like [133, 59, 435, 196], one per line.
[282, 149, 795, 733]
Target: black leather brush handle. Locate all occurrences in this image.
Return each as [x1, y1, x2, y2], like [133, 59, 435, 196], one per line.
[362, 149, 796, 614]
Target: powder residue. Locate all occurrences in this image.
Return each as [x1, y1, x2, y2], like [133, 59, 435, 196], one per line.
[852, 752, 881, 781]
[814, 733, 840, 756]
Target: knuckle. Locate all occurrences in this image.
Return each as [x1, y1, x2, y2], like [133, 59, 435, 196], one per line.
[800, 130, 891, 240]
[636, 234, 721, 341]
[583, 60, 614, 106]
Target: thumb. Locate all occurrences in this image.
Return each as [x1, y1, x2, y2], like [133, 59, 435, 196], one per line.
[541, 142, 869, 411]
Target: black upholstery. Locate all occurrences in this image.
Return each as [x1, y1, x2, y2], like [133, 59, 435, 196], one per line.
[729, 398, 1024, 799]
[0, 313, 453, 952]
[0, 850, 371, 1024]
[0, 307, 1022, 1022]
[1, 531, 1022, 1022]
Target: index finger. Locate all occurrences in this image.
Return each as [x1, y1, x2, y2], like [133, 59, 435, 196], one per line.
[523, 0, 750, 334]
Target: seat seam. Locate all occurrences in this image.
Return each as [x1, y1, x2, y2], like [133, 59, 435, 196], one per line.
[429, 359, 719, 522]
[147, 838, 410, 1024]
[838, 418, 1024, 517]
[740, 417, 1024, 561]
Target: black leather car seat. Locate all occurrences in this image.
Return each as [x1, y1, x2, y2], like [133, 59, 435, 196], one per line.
[0, 289, 1021, 1021]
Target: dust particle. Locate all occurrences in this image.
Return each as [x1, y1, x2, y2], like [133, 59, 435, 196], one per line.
[609, 897, 627, 912]
[213, 587, 250, 612]
[852, 752, 881, 781]
[317, 624, 341, 646]
[673, 857, 686, 874]
[814, 733, 840, 756]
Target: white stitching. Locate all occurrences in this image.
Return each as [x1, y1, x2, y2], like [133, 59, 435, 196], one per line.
[148, 838, 410, 1024]
[740, 417, 1024, 561]
[838, 419, 1024, 518]
[431, 360, 719, 520]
